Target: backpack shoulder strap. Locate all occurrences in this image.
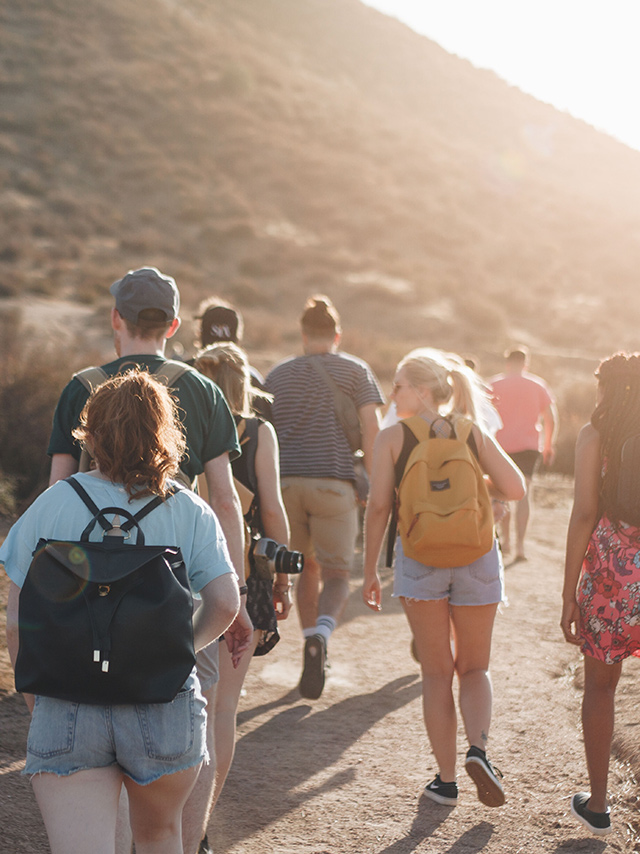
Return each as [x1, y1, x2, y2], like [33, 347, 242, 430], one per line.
[152, 360, 195, 388]
[453, 416, 473, 443]
[73, 366, 108, 393]
[401, 415, 435, 444]
[122, 483, 182, 530]
[65, 476, 112, 532]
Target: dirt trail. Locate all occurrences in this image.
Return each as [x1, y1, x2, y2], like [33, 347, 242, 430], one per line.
[1, 477, 640, 852]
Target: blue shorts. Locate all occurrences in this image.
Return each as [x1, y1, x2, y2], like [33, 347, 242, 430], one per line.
[24, 680, 208, 785]
[393, 538, 504, 606]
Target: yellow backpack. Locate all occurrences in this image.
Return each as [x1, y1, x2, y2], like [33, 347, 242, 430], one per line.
[397, 416, 494, 568]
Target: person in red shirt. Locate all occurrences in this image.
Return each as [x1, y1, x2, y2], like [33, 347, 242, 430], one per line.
[490, 347, 558, 561]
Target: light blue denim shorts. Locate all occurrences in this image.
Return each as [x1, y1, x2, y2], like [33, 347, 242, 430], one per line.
[24, 676, 208, 785]
[393, 538, 505, 606]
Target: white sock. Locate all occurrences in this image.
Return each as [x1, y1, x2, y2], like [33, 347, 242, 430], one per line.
[313, 615, 337, 644]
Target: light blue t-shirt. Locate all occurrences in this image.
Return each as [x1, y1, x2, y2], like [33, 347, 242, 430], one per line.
[0, 473, 234, 592]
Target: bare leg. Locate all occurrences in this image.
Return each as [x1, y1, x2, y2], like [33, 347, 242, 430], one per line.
[209, 632, 260, 813]
[317, 569, 351, 624]
[181, 684, 217, 854]
[295, 554, 321, 630]
[403, 598, 457, 781]
[450, 603, 498, 751]
[582, 655, 622, 813]
[115, 785, 134, 854]
[32, 766, 123, 854]
[127, 763, 201, 854]
[499, 505, 511, 555]
[515, 476, 533, 559]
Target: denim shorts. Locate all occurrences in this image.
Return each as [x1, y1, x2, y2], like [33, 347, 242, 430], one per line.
[393, 538, 504, 606]
[24, 678, 208, 785]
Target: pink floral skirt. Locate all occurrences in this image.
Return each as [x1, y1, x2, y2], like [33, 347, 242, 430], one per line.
[577, 515, 640, 664]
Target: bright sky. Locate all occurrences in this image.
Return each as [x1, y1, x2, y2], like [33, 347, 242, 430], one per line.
[362, 0, 640, 152]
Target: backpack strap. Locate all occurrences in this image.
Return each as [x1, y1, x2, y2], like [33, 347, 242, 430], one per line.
[152, 360, 195, 387]
[73, 366, 108, 393]
[65, 476, 112, 532]
[65, 476, 180, 543]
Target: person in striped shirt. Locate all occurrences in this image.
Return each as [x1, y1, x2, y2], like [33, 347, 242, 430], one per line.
[266, 295, 384, 699]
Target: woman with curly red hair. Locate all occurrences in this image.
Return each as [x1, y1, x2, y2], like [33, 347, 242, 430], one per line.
[562, 352, 640, 837]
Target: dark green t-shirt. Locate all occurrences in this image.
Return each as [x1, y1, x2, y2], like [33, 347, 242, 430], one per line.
[47, 355, 240, 482]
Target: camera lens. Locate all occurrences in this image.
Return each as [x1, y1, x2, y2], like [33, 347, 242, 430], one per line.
[275, 548, 304, 574]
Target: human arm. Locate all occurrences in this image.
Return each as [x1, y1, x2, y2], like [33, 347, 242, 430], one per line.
[192, 573, 240, 653]
[541, 401, 558, 467]
[362, 426, 401, 612]
[475, 426, 527, 502]
[561, 423, 601, 645]
[203, 453, 253, 664]
[358, 402, 381, 476]
[49, 453, 79, 486]
[254, 421, 293, 620]
[6, 582, 34, 713]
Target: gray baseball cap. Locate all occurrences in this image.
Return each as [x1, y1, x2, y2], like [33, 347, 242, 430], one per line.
[110, 267, 180, 323]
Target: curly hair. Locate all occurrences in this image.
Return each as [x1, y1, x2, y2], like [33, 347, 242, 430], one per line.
[591, 352, 640, 522]
[72, 370, 186, 500]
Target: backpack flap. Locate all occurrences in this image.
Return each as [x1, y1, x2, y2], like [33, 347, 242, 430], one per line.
[397, 416, 494, 568]
[16, 535, 195, 705]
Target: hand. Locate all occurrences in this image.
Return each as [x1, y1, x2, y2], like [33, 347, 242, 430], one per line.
[224, 603, 254, 667]
[362, 573, 382, 612]
[273, 585, 293, 620]
[560, 599, 582, 646]
[491, 499, 509, 524]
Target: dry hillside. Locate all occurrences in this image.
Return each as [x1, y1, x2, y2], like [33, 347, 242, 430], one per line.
[1, 0, 640, 499]
[2, 0, 640, 358]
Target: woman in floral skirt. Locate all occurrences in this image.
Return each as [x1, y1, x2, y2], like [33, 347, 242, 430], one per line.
[562, 352, 640, 837]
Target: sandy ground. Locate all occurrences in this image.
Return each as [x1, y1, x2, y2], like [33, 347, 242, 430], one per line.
[1, 477, 639, 852]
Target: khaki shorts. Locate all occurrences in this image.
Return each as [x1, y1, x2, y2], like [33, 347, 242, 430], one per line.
[281, 477, 358, 575]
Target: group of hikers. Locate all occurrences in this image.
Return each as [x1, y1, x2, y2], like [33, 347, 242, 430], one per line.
[1, 265, 638, 850]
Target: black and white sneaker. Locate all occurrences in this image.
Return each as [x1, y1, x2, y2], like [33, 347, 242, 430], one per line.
[424, 774, 458, 806]
[465, 746, 505, 807]
[571, 792, 612, 836]
[298, 634, 326, 699]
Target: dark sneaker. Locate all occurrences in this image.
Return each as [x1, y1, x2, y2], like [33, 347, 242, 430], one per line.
[465, 746, 505, 807]
[424, 774, 458, 806]
[298, 634, 326, 699]
[571, 792, 612, 837]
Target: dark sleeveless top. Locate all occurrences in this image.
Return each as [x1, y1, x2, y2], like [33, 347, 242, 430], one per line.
[232, 415, 280, 656]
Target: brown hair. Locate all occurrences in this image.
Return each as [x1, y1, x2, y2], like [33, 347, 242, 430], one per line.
[300, 294, 341, 339]
[122, 308, 173, 340]
[591, 352, 640, 522]
[194, 342, 272, 416]
[73, 370, 186, 499]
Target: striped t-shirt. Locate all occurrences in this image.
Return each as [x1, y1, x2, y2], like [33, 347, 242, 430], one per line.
[266, 352, 385, 481]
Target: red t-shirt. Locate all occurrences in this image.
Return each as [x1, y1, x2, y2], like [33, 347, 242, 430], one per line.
[490, 372, 554, 454]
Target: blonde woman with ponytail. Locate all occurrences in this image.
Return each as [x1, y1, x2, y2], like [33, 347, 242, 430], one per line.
[362, 348, 525, 808]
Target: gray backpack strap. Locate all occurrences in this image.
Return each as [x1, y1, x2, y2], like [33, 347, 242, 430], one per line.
[153, 360, 195, 388]
[73, 366, 108, 394]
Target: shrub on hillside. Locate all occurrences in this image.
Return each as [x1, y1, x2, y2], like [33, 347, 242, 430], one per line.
[0, 309, 78, 508]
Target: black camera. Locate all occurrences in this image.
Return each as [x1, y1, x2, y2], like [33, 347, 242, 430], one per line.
[249, 537, 304, 581]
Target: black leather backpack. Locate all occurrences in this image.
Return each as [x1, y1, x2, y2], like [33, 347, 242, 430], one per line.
[15, 477, 196, 705]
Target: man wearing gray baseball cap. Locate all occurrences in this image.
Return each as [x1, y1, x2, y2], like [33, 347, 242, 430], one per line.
[48, 266, 252, 854]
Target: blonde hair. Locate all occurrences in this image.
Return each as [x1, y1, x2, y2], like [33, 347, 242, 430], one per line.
[194, 342, 271, 416]
[397, 347, 489, 427]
